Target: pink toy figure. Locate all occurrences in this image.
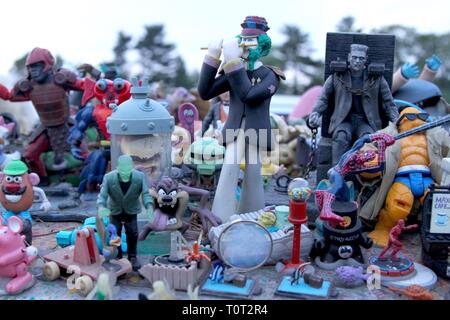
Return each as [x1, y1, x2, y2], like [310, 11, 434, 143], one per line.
[0, 216, 38, 294]
[289, 86, 322, 121]
[178, 103, 199, 143]
[377, 219, 418, 260]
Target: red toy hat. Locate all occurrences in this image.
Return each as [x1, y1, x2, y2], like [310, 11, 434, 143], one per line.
[25, 47, 55, 73]
[240, 16, 270, 37]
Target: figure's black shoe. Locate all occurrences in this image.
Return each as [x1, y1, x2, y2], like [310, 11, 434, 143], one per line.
[129, 255, 141, 271]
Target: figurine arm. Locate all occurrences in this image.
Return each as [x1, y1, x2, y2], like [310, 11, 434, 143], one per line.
[420, 54, 441, 81]
[5, 81, 32, 102]
[403, 224, 418, 231]
[223, 61, 279, 104]
[96, 175, 110, 209]
[312, 75, 334, 114]
[67, 106, 95, 144]
[0, 83, 12, 100]
[379, 77, 399, 122]
[55, 68, 85, 92]
[180, 184, 210, 208]
[198, 56, 231, 101]
[32, 186, 52, 212]
[140, 174, 154, 209]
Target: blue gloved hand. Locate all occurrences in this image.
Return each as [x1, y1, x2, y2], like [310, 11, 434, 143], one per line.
[425, 54, 442, 71]
[401, 62, 420, 79]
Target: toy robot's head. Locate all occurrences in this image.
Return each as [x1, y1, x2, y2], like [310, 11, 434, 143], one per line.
[25, 48, 55, 82]
[397, 106, 430, 132]
[348, 44, 368, 72]
[94, 78, 132, 108]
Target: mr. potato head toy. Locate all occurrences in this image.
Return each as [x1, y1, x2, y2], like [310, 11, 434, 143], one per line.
[0, 160, 51, 244]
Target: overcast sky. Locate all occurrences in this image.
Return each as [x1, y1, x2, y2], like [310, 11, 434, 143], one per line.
[0, 0, 448, 78]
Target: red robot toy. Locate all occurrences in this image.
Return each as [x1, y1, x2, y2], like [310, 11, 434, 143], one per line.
[67, 77, 132, 197]
[0, 47, 90, 185]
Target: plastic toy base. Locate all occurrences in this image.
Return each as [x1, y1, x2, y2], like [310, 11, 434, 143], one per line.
[381, 263, 438, 290]
[201, 278, 259, 299]
[368, 255, 415, 277]
[314, 257, 364, 270]
[275, 276, 336, 299]
[0, 276, 36, 296]
[43, 246, 132, 280]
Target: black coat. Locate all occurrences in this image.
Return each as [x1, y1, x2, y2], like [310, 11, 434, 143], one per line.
[198, 58, 280, 151]
[313, 70, 398, 135]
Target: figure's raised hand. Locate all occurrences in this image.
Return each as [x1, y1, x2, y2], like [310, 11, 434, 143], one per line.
[207, 39, 223, 60]
[425, 54, 442, 71]
[223, 39, 243, 63]
[401, 62, 420, 79]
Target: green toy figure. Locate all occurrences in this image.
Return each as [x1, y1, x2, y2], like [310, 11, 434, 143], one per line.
[96, 155, 153, 270]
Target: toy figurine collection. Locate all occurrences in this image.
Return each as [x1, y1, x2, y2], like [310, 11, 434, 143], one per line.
[0, 15, 449, 301]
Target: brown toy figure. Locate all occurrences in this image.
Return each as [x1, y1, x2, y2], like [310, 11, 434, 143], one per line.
[138, 176, 221, 240]
[0, 48, 89, 184]
[0, 160, 51, 244]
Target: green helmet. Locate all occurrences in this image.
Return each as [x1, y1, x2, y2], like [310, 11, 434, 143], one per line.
[3, 160, 28, 176]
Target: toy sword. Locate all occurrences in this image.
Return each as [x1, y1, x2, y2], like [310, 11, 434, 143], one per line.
[395, 114, 450, 140]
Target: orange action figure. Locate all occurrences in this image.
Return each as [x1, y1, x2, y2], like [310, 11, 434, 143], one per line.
[367, 106, 450, 247]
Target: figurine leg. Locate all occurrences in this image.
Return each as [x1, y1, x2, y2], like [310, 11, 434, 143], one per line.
[47, 124, 69, 167]
[331, 123, 352, 166]
[123, 213, 140, 270]
[238, 142, 264, 214]
[369, 182, 413, 247]
[390, 245, 402, 259]
[24, 132, 51, 178]
[212, 131, 246, 222]
[123, 213, 138, 258]
[6, 263, 32, 294]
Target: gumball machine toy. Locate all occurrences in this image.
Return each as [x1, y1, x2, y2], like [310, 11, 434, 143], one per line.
[278, 178, 311, 274]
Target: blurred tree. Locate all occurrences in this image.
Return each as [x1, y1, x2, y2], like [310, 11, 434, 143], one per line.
[271, 25, 323, 95]
[135, 25, 177, 85]
[173, 56, 197, 89]
[113, 31, 132, 77]
[11, 52, 64, 76]
[336, 16, 363, 33]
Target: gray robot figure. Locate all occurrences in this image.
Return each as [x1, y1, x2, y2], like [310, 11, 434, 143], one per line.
[309, 44, 399, 166]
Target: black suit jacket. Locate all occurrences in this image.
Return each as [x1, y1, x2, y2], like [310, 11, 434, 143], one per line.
[198, 57, 280, 151]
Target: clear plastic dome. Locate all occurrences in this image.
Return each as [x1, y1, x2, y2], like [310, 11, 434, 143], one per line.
[288, 178, 312, 201]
